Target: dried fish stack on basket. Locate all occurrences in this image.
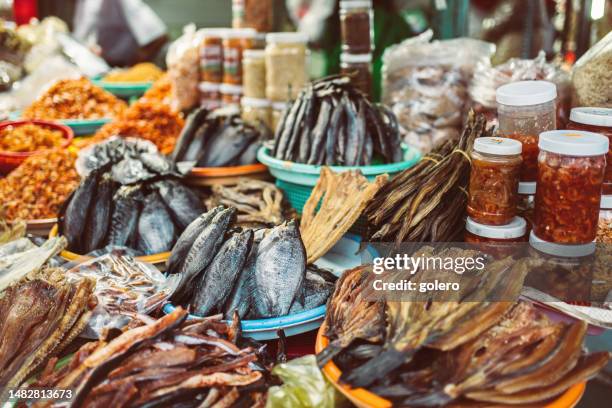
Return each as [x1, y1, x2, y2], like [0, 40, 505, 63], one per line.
[25, 308, 269, 407]
[364, 111, 491, 244]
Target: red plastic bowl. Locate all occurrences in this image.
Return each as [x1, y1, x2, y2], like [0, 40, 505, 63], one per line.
[0, 120, 74, 174]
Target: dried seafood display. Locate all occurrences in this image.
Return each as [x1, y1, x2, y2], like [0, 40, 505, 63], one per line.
[206, 179, 292, 228]
[102, 63, 164, 83]
[272, 76, 403, 165]
[0, 268, 96, 392]
[0, 123, 64, 152]
[364, 112, 491, 244]
[169, 206, 336, 319]
[172, 108, 267, 167]
[26, 307, 270, 407]
[301, 167, 387, 264]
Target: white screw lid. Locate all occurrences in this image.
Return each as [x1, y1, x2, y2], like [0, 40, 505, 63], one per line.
[340, 53, 373, 63]
[473, 137, 522, 155]
[243, 49, 265, 59]
[220, 83, 243, 94]
[340, 0, 372, 9]
[518, 181, 536, 195]
[496, 80, 557, 106]
[222, 28, 257, 39]
[201, 28, 229, 37]
[266, 32, 308, 44]
[529, 231, 595, 258]
[538, 130, 609, 157]
[466, 216, 527, 239]
[198, 82, 221, 92]
[601, 195, 612, 210]
[272, 101, 288, 110]
[570, 107, 612, 128]
[241, 97, 270, 108]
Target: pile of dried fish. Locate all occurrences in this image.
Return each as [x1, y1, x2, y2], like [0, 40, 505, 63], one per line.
[206, 179, 294, 228]
[364, 111, 491, 243]
[172, 108, 267, 167]
[169, 206, 336, 319]
[301, 167, 387, 264]
[0, 268, 96, 393]
[273, 76, 403, 166]
[26, 307, 269, 407]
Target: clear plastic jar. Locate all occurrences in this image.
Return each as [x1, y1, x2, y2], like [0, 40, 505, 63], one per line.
[518, 181, 536, 233]
[241, 97, 271, 130]
[199, 82, 222, 110]
[465, 216, 527, 243]
[199, 28, 226, 83]
[567, 107, 612, 195]
[220, 83, 243, 107]
[265, 32, 308, 102]
[232, 0, 273, 33]
[534, 130, 609, 244]
[271, 101, 288, 134]
[468, 137, 523, 225]
[340, 53, 372, 98]
[496, 81, 557, 182]
[339, 0, 373, 54]
[597, 195, 612, 243]
[223, 28, 257, 85]
[243, 49, 266, 99]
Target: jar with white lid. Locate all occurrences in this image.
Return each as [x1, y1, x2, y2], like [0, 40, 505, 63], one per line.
[340, 52, 372, 98]
[243, 49, 266, 99]
[497, 81, 557, 182]
[241, 97, 271, 131]
[339, 0, 373, 54]
[518, 181, 536, 233]
[270, 101, 288, 134]
[467, 137, 523, 225]
[567, 107, 612, 195]
[199, 82, 221, 110]
[534, 130, 609, 244]
[199, 28, 227, 83]
[222, 28, 257, 85]
[465, 216, 527, 243]
[220, 83, 243, 106]
[598, 195, 612, 243]
[265, 32, 308, 102]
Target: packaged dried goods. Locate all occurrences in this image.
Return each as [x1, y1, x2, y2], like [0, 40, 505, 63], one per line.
[518, 181, 536, 232]
[232, 0, 273, 32]
[102, 62, 163, 82]
[568, 107, 612, 194]
[242, 48, 266, 98]
[339, 0, 373, 54]
[467, 137, 522, 225]
[534, 130, 608, 244]
[465, 216, 527, 243]
[223, 28, 257, 85]
[22, 77, 127, 120]
[241, 96, 271, 129]
[265, 32, 308, 101]
[167, 25, 201, 111]
[382, 30, 494, 152]
[220, 83, 243, 106]
[497, 80, 557, 182]
[0, 122, 64, 152]
[198, 28, 226, 83]
[0, 149, 79, 220]
[340, 52, 372, 98]
[598, 195, 612, 243]
[572, 31, 612, 108]
[198, 81, 222, 110]
[271, 101, 288, 133]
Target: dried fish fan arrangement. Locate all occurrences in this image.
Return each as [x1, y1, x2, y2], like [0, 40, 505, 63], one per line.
[364, 111, 491, 244]
[0, 269, 96, 393]
[25, 308, 270, 408]
[300, 167, 387, 264]
[273, 76, 403, 166]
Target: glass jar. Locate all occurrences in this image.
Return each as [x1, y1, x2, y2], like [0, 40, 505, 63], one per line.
[497, 81, 557, 182]
[340, 52, 372, 98]
[597, 195, 612, 243]
[223, 28, 257, 85]
[220, 83, 243, 107]
[241, 97, 271, 130]
[243, 49, 266, 99]
[271, 101, 288, 134]
[465, 216, 527, 243]
[199, 82, 221, 110]
[199, 28, 226, 83]
[467, 137, 523, 225]
[339, 0, 373, 54]
[233, 0, 273, 33]
[518, 181, 536, 233]
[534, 130, 609, 244]
[567, 107, 612, 195]
[265, 32, 308, 102]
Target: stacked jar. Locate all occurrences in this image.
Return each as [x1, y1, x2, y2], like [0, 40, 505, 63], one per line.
[198, 28, 226, 109]
[232, 0, 273, 33]
[339, 0, 373, 99]
[242, 49, 271, 129]
[598, 195, 612, 243]
[265, 32, 308, 102]
[222, 28, 257, 106]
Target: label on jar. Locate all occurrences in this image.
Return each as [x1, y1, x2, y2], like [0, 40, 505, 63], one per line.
[201, 46, 223, 74]
[224, 47, 241, 77]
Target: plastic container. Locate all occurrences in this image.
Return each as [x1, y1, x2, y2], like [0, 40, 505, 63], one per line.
[465, 216, 527, 243]
[567, 107, 612, 194]
[198, 82, 222, 110]
[242, 49, 266, 98]
[467, 137, 522, 225]
[340, 52, 372, 98]
[265, 32, 308, 102]
[220, 83, 243, 106]
[534, 130, 608, 244]
[232, 0, 273, 33]
[497, 81, 557, 182]
[241, 97, 271, 130]
[598, 194, 612, 243]
[271, 101, 288, 134]
[199, 28, 226, 83]
[222, 28, 257, 85]
[339, 0, 373, 54]
[518, 181, 536, 233]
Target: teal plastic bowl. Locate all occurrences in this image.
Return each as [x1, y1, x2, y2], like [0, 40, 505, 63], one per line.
[9, 111, 110, 136]
[92, 78, 153, 98]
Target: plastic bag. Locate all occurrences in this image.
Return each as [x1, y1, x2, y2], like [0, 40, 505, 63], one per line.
[266, 355, 340, 408]
[65, 253, 179, 339]
[167, 24, 201, 111]
[572, 31, 612, 108]
[382, 30, 494, 153]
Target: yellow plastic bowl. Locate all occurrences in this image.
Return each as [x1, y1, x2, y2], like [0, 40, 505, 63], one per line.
[315, 323, 585, 408]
